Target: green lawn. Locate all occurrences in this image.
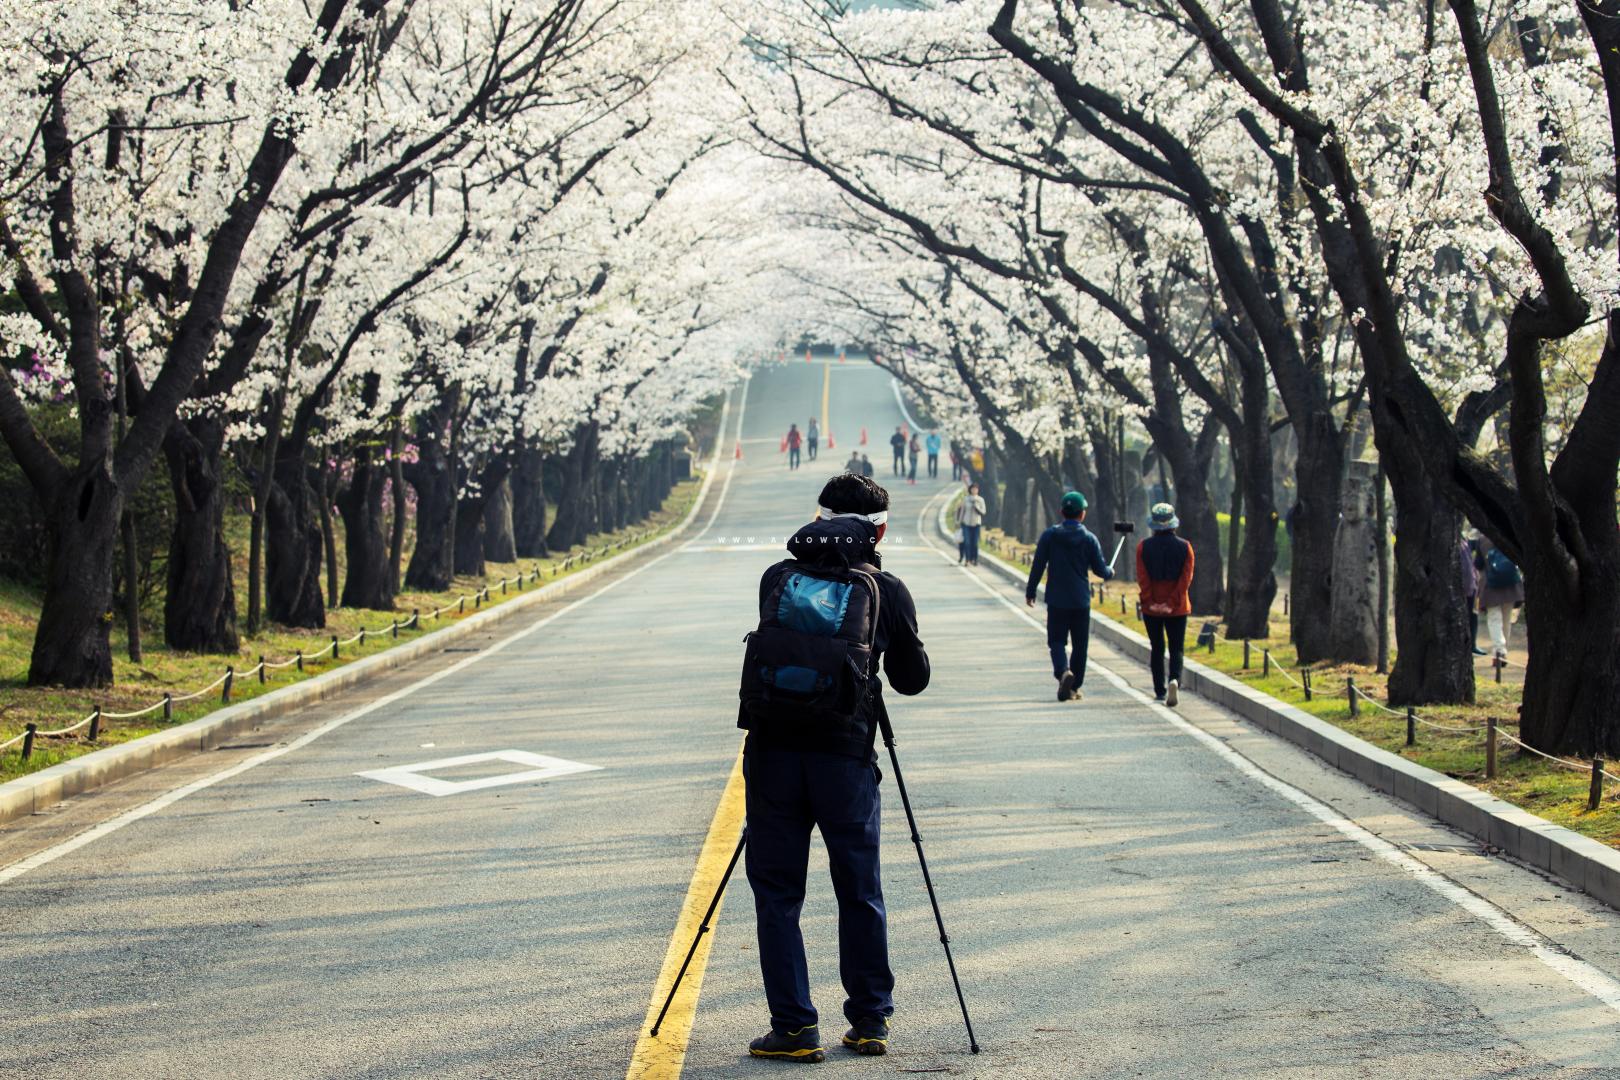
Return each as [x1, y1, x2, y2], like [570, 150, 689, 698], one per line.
[976, 523, 1620, 850]
[0, 477, 702, 783]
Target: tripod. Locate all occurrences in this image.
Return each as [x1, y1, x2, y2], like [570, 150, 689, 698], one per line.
[648, 729, 980, 1055]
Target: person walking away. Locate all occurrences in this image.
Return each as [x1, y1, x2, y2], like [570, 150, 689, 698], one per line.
[1474, 534, 1523, 662]
[907, 434, 920, 485]
[807, 417, 820, 461]
[955, 482, 986, 566]
[1025, 491, 1114, 701]
[738, 473, 931, 1062]
[1136, 503, 1194, 706]
[890, 427, 907, 476]
[949, 444, 962, 481]
[926, 431, 941, 478]
[845, 450, 862, 474]
[786, 424, 802, 470]
[1461, 532, 1485, 657]
[860, 453, 875, 478]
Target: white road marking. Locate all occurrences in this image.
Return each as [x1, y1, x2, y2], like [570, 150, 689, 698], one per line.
[358, 750, 602, 797]
[912, 490, 1620, 1017]
[0, 382, 749, 887]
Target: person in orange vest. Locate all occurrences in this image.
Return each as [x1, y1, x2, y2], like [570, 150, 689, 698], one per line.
[1136, 502, 1195, 706]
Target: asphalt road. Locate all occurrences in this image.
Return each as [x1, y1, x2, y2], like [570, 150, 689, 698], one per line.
[3, 361, 1619, 1079]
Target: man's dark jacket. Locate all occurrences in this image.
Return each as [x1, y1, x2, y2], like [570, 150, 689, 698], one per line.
[739, 517, 930, 761]
[1026, 519, 1113, 608]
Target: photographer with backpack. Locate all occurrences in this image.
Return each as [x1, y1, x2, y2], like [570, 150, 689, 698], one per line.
[736, 473, 930, 1062]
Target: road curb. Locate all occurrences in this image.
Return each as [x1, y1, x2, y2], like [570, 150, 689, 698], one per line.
[939, 507, 1620, 911]
[0, 393, 736, 832]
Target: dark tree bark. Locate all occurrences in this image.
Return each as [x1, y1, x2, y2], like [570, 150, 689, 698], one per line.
[162, 416, 240, 652]
[512, 447, 549, 558]
[547, 421, 599, 551]
[453, 496, 486, 576]
[338, 441, 394, 610]
[318, 459, 339, 607]
[483, 477, 517, 563]
[388, 418, 407, 594]
[28, 460, 120, 686]
[265, 444, 325, 628]
[404, 416, 456, 591]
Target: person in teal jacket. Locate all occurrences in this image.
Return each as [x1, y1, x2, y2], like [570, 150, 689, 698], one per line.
[925, 431, 942, 478]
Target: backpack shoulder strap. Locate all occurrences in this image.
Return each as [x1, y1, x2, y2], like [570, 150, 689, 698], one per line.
[846, 565, 882, 650]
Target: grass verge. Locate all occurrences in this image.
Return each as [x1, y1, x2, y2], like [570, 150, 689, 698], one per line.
[0, 476, 702, 784]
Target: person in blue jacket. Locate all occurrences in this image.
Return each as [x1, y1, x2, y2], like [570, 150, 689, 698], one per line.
[1025, 491, 1114, 701]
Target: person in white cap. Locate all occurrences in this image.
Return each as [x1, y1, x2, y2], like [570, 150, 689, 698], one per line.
[1136, 502, 1195, 706]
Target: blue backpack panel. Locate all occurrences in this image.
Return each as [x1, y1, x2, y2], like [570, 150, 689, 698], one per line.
[740, 563, 879, 727]
[1484, 548, 1521, 590]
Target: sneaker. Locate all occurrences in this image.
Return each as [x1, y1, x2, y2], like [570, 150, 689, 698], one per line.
[1166, 679, 1179, 707]
[1058, 671, 1077, 701]
[842, 1017, 889, 1056]
[1472, 646, 1487, 656]
[1072, 686, 1083, 702]
[749, 1026, 825, 1063]
[1154, 692, 1166, 702]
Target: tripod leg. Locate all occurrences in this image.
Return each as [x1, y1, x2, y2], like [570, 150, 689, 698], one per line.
[878, 715, 981, 1054]
[649, 827, 748, 1037]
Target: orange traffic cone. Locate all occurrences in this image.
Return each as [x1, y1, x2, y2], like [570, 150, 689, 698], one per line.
[734, 441, 743, 461]
[804, 349, 812, 363]
[826, 432, 836, 450]
[838, 350, 846, 364]
[780, 436, 788, 453]
[860, 426, 868, 445]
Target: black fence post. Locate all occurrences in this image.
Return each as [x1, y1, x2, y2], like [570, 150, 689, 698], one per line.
[1406, 707, 1416, 747]
[412, 608, 420, 629]
[1303, 670, 1313, 701]
[331, 634, 340, 660]
[1243, 640, 1251, 669]
[89, 708, 102, 741]
[391, 619, 399, 639]
[296, 650, 304, 673]
[1589, 760, 1605, 812]
[21, 723, 36, 761]
[1347, 676, 1358, 717]
[222, 666, 234, 704]
[1486, 717, 1498, 779]
[164, 693, 173, 721]
[1262, 649, 1271, 677]
[258, 656, 267, 684]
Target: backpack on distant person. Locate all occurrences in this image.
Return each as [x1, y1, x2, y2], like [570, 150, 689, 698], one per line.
[1484, 548, 1521, 590]
[739, 563, 880, 727]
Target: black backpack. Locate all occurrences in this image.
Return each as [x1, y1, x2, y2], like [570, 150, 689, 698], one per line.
[739, 561, 881, 726]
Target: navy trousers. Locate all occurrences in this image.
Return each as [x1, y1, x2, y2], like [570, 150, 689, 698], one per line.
[744, 746, 893, 1031]
[1047, 605, 1090, 683]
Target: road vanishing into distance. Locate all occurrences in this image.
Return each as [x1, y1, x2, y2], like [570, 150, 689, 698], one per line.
[4, 362, 1620, 1080]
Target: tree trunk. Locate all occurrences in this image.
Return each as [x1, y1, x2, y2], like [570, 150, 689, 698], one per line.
[547, 422, 599, 552]
[1385, 451, 1475, 705]
[1288, 416, 1345, 662]
[1327, 461, 1379, 664]
[484, 477, 517, 563]
[388, 420, 407, 594]
[512, 447, 549, 558]
[29, 461, 121, 687]
[265, 442, 325, 628]
[338, 445, 394, 611]
[454, 495, 486, 576]
[404, 428, 456, 591]
[120, 510, 143, 662]
[1224, 430, 1279, 640]
[162, 417, 239, 652]
[319, 461, 339, 608]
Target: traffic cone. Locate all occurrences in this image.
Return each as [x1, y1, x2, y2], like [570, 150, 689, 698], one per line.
[805, 348, 812, 363]
[780, 436, 788, 453]
[860, 426, 868, 445]
[826, 432, 835, 450]
[734, 441, 743, 461]
[838, 350, 846, 364]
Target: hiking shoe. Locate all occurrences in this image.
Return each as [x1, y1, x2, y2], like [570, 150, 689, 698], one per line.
[1471, 646, 1487, 656]
[1166, 679, 1179, 707]
[1058, 671, 1077, 701]
[843, 1017, 889, 1056]
[749, 1026, 825, 1063]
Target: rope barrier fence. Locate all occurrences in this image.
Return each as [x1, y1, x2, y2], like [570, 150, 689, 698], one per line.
[2, 528, 657, 766]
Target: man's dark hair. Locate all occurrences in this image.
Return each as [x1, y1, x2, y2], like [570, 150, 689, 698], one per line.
[819, 473, 889, 515]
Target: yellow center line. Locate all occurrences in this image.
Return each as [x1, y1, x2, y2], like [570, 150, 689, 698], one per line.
[627, 746, 748, 1080]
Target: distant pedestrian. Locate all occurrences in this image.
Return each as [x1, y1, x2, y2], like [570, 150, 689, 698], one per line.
[1474, 534, 1523, 662]
[1461, 533, 1484, 657]
[786, 424, 803, 469]
[845, 451, 862, 474]
[1026, 491, 1114, 702]
[907, 434, 920, 485]
[925, 431, 941, 478]
[807, 417, 820, 461]
[890, 427, 906, 476]
[860, 453, 874, 478]
[1137, 503, 1194, 706]
[955, 482, 985, 566]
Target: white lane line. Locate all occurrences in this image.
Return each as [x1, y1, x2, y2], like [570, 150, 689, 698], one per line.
[911, 493, 1620, 1017]
[684, 373, 750, 550]
[890, 377, 925, 433]
[1, 383, 749, 888]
